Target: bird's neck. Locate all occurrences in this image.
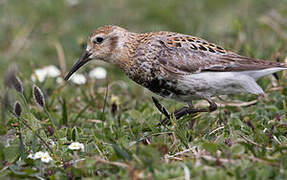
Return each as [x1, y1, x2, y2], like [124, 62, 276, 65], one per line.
[109, 32, 142, 72]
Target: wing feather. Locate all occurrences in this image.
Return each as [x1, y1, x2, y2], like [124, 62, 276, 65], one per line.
[148, 34, 285, 74]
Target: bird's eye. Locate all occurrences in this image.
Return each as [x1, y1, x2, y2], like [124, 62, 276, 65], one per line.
[93, 37, 104, 44]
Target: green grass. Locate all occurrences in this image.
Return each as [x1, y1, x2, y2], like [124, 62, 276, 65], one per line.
[1, 0, 287, 179]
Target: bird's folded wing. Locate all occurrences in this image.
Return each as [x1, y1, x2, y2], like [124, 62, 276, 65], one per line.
[152, 35, 285, 74]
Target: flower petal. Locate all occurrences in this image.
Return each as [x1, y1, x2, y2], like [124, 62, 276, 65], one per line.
[89, 67, 107, 79]
[70, 74, 87, 85]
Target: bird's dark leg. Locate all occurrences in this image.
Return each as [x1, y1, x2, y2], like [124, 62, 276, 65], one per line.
[188, 99, 217, 113]
[153, 97, 217, 126]
[158, 106, 190, 126]
[152, 97, 170, 118]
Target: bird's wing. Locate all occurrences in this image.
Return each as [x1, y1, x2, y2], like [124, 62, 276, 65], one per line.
[148, 33, 285, 74]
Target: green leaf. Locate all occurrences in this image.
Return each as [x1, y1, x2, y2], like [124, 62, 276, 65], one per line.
[0, 143, 5, 167]
[61, 97, 68, 126]
[277, 124, 287, 134]
[112, 144, 132, 161]
[72, 127, 78, 141]
[130, 109, 142, 120]
[32, 133, 37, 153]
[280, 155, 287, 169]
[9, 165, 26, 175]
[66, 128, 72, 141]
[201, 142, 218, 154]
[18, 133, 25, 160]
[4, 146, 20, 163]
[231, 144, 245, 155]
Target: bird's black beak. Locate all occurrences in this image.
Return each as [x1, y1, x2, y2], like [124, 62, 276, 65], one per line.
[64, 51, 92, 81]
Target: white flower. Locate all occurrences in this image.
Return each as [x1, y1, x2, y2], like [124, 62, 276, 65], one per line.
[31, 65, 61, 82]
[31, 69, 47, 82]
[27, 151, 53, 163]
[70, 74, 87, 85]
[45, 65, 61, 78]
[89, 67, 107, 79]
[41, 152, 53, 163]
[27, 153, 36, 160]
[34, 151, 44, 159]
[68, 142, 85, 151]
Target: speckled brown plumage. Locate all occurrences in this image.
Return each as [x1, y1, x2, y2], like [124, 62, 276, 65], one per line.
[65, 25, 287, 124]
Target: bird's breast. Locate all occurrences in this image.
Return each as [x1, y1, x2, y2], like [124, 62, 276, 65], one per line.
[125, 60, 189, 99]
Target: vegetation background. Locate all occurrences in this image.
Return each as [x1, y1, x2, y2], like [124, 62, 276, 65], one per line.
[1, 0, 287, 179]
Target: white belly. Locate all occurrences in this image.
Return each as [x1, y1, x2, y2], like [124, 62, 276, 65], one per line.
[171, 68, 285, 102]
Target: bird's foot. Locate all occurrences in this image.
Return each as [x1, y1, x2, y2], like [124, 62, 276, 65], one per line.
[152, 97, 217, 126]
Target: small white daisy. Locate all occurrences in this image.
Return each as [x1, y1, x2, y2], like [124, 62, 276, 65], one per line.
[31, 65, 61, 82]
[31, 69, 47, 82]
[70, 74, 87, 85]
[45, 65, 61, 78]
[34, 151, 44, 159]
[68, 142, 85, 152]
[41, 152, 53, 163]
[89, 67, 107, 80]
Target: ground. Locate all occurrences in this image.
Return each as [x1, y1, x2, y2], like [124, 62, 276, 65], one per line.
[1, 0, 287, 179]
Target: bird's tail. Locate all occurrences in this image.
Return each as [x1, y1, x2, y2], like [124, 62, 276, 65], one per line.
[243, 67, 287, 80]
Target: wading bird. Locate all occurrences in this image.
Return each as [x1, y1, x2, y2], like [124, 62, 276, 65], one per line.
[65, 25, 286, 125]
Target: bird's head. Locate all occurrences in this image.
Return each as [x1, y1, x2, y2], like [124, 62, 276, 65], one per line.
[64, 25, 128, 80]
